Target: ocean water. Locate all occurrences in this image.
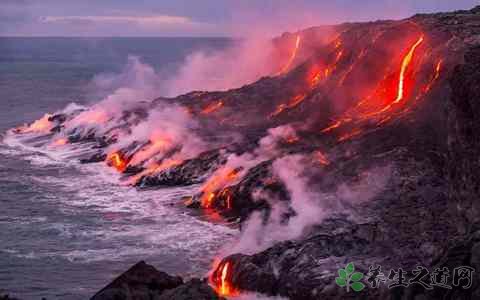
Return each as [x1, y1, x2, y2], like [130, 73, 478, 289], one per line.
[0, 37, 237, 300]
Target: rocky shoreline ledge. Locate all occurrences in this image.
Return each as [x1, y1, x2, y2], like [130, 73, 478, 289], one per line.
[90, 261, 222, 300]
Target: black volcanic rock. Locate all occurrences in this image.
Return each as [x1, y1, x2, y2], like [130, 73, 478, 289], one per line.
[447, 46, 480, 233]
[191, 159, 290, 221]
[90, 261, 183, 300]
[137, 149, 227, 187]
[91, 261, 224, 300]
[156, 278, 225, 300]
[80, 152, 107, 164]
[0, 295, 20, 300]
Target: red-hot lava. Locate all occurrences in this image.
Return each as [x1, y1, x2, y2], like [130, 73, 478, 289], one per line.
[269, 93, 307, 118]
[321, 34, 428, 139]
[210, 260, 237, 297]
[201, 100, 224, 115]
[309, 39, 344, 88]
[129, 134, 173, 166]
[125, 158, 182, 185]
[277, 35, 302, 75]
[374, 35, 425, 115]
[200, 168, 240, 208]
[106, 151, 129, 172]
[423, 59, 443, 93]
[53, 138, 68, 146]
[15, 114, 54, 134]
[314, 150, 330, 165]
[270, 38, 346, 118]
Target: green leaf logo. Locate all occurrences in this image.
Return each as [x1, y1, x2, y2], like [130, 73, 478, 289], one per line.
[334, 262, 366, 292]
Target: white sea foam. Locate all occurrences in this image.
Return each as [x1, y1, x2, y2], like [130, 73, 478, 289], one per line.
[2, 128, 238, 271]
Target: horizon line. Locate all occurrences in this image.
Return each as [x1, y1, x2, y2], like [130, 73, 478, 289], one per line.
[0, 35, 236, 39]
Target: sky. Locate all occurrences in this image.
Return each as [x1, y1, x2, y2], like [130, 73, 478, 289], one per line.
[0, 0, 478, 37]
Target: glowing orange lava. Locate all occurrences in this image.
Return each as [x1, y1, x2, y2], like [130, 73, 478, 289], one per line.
[269, 93, 307, 118]
[309, 44, 344, 88]
[220, 262, 232, 295]
[338, 48, 367, 87]
[211, 261, 237, 297]
[277, 35, 301, 75]
[201, 100, 224, 115]
[321, 34, 425, 135]
[106, 152, 128, 172]
[423, 59, 443, 93]
[286, 135, 299, 144]
[324, 49, 344, 78]
[314, 151, 330, 165]
[389, 36, 425, 108]
[201, 168, 239, 208]
[129, 134, 173, 166]
[16, 114, 54, 133]
[53, 138, 68, 146]
[126, 159, 182, 185]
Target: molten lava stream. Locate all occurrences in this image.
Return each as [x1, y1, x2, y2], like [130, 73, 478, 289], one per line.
[210, 260, 237, 297]
[15, 113, 53, 134]
[363, 35, 425, 117]
[125, 159, 182, 185]
[200, 168, 239, 208]
[201, 100, 224, 115]
[309, 44, 344, 88]
[277, 35, 301, 75]
[423, 59, 443, 93]
[321, 34, 425, 135]
[314, 150, 330, 165]
[269, 93, 307, 118]
[53, 138, 68, 146]
[106, 151, 129, 172]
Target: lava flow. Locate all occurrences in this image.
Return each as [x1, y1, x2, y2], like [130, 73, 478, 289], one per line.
[200, 168, 240, 208]
[210, 261, 237, 297]
[314, 150, 330, 165]
[201, 100, 224, 115]
[53, 138, 68, 146]
[374, 35, 425, 115]
[15, 114, 53, 134]
[309, 39, 344, 87]
[423, 59, 443, 93]
[269, 93, 307, 118]
[125, 158, 182, 185]
[106, 151, 129, 172]
[277, 35, 301, 75]
[321, 34, 427, 136]
[129, 134, 172, 166]
[270, 38, 345, 118]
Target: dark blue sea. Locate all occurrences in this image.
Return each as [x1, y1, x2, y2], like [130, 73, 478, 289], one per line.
[0, 37, 236, 300]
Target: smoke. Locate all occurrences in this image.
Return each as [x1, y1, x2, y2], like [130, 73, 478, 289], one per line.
[163, 38, 279, 96]
[225, 154, 392, 256]
[110, 104, 206, 167]
[65, 56, 161, 134]
[201, 124, 299, 198]
[256, 125, 298, 156]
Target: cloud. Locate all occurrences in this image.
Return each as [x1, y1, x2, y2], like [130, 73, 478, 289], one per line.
[40, 15, 205, 28]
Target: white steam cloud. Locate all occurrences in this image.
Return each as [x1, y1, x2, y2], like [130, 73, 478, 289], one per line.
[225, 154, 391, 256]
[163, 38, 279, 96]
